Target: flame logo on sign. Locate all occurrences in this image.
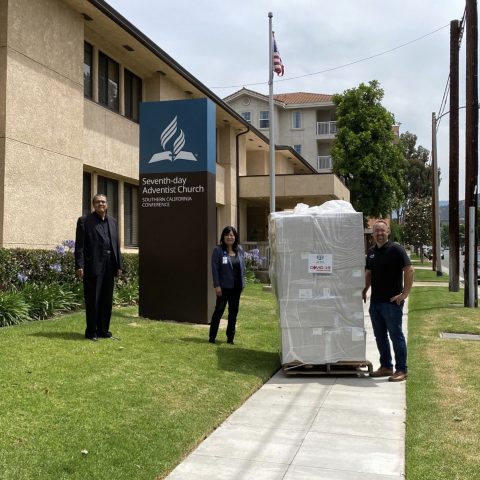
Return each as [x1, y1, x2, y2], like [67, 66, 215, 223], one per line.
[149, 116, 197, 163]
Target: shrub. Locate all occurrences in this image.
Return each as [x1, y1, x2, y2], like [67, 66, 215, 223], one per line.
[0, 242, 139, 326]
[114, 277, 139, 306]
[0, 291, 30, 326]
[22, 283, 82, 320]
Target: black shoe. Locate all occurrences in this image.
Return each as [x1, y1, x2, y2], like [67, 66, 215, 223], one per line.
[208, 338, 216, 344]
[85, 334, 98, 341]
[98, 331, 113, 338]
[227, 339, 234, 345]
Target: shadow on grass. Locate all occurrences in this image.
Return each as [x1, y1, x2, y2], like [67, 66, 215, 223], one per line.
[180, 336, 280, 376]
[29, 331, 85, 341]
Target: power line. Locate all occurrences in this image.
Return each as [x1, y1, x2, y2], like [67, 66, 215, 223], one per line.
[211, 23, 450, 90]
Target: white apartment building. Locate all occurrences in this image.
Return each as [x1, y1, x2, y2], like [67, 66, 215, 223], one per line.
[224, 88, 337, 172]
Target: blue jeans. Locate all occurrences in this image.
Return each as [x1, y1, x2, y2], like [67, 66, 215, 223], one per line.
[369, 302, 407, 372]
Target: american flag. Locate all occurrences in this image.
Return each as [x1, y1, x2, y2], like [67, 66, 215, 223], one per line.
[273, 33, 284, 76]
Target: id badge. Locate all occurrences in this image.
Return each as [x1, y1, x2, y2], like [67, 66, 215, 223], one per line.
[222, 256, 228, 264]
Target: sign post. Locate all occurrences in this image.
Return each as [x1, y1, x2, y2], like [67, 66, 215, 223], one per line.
[139, 99, 216, 323]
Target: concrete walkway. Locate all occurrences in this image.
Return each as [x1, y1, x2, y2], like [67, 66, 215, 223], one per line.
[166, 296, 408, 480]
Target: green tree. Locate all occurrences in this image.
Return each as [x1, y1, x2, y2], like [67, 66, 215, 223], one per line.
[403, 197, 432, 258]
[331, 80, 405, 220]
[399, 131, 432, 197]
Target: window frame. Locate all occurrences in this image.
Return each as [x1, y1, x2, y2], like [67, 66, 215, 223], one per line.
[259, 111, 269, 129]
[97, 176, 119, 220]
[84, 42, 93, 99]
[124, 68, 142, 122]
[292, 111, 302, 129]
[241, 111, 252, 124]
[124, 183, 139, 248]
[98, 51, 120, 112]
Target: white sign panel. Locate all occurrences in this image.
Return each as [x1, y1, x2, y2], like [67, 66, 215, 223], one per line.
[308, 254, 333, 274]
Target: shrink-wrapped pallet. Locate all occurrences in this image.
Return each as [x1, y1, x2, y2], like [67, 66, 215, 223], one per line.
[269, 201, 366, 365]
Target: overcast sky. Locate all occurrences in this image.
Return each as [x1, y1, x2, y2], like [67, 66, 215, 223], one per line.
[108, 0, 469, 201]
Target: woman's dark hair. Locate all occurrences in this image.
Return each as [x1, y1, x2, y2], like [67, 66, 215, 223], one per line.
[219, 226, 239, 251]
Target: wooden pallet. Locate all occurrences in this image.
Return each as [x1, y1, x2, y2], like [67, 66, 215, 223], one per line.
[282, 360, 373, 376]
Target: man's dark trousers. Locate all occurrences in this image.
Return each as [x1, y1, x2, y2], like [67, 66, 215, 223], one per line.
[84, 253, 115, 338]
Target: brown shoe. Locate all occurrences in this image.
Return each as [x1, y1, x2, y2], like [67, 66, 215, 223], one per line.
[370, 367, 394, 377]
[388, 371, 408, 382]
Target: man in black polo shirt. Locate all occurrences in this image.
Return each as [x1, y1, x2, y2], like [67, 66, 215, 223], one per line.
[362, 220, 414, 382]
[75, 194, 123, 341]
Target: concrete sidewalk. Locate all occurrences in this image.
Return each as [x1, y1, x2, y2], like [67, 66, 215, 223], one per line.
[167, 300, 407, 480]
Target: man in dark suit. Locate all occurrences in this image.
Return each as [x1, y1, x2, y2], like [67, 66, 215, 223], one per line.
[75, 194, 123, 341]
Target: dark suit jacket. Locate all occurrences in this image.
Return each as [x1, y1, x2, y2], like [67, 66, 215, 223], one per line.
[211, 245, 246, 290]
[75, 212, 122, 277]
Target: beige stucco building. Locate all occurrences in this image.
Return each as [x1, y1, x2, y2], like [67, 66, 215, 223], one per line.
[0, 0, 349, 250]
[225, 89, 338, 172]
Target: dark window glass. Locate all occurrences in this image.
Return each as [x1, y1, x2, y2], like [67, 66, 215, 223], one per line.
[259, 111, 269, 129]
[124, 183, 138, 247]
[98, 51, 119, 112]
[84, 42, 93, 99]
[124, 69, 142, 122]
[97, 176, 119, 220]
[82, 172, 92, 215]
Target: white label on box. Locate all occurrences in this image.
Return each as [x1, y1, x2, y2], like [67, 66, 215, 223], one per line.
[352, 269, 362, 277]
[299, 289, 312, 299]
[308, 254, 333, 274]
[312, 328, 323, 336]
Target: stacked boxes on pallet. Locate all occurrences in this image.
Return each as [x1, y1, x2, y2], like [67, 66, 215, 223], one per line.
[269, 201, 366, 365]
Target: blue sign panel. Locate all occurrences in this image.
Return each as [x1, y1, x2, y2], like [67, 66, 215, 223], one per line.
[140, 99, 216, 175]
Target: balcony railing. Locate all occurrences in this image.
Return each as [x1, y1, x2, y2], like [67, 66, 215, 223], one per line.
[317, 155, 333, 170]
[316, 121, 337, 136]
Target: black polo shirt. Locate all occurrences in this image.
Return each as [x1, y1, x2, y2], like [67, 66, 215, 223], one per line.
[366, 241, 411, 303]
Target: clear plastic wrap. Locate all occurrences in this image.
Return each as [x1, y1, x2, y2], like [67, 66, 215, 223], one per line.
[269, 201, 366, 365]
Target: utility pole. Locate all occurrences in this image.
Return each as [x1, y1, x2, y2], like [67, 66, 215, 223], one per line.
[449, 19, 460, 292]
[431, 112, 442, 275]
[464, 0, 478, 307]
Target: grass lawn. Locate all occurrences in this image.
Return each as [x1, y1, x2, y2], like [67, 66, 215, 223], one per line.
[0, 283, 280, 480]
[413, 268, 449, 283]
[407, 287, 480, 479]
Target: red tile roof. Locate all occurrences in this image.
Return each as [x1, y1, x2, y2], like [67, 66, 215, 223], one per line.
[274, 92, 332, 104]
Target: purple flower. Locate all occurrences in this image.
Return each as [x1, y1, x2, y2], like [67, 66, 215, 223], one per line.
[17, 272, 28, 283]
[55, 245, 66, 255]
[62, 240, 75, 250]
[50, 263, 62, 273]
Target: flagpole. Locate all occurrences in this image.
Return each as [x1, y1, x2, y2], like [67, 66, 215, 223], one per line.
[268, 12, 275, 213]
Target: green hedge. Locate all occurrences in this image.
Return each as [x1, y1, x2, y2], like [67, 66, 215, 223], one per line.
[0, 244, 139, 327]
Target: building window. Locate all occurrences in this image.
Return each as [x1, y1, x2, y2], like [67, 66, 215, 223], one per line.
[259, 111, 269, 129]
[98, 51, 119, 112]
[82, 172, 92, 215]
[97, 176, 119, 220]
[241, 111, 252, 123]
[124, 69, 142, 122]
[84, 42, 93, 99]
[292, 111, 302, 129]
[293, 144, 302, 154]
[124, 183, 138, 247]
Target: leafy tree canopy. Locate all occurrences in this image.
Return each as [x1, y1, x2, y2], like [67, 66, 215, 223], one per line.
[399, 131, 432, 199]
[331, 80, 405, 219]
[403, 196, 432, 248]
